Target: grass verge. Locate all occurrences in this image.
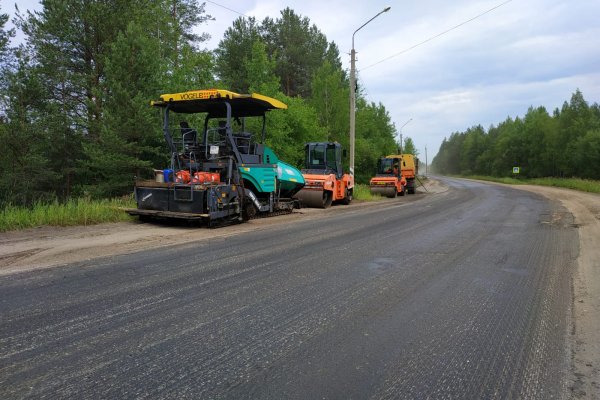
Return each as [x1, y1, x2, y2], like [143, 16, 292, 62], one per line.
[1, 180, 432, 232]
[465, 175, 600, 194]
[353, 183, 384, 201]
[0, 197, 135, 232]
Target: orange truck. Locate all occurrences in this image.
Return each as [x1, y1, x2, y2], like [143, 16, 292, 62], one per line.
[370, 154, 418, 197]
[294, 142, 354, 208]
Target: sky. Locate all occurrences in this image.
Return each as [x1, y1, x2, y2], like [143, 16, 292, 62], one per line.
[3, 0, 600, 160]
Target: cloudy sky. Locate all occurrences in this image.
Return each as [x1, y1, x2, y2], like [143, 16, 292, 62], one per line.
[4, 0, 600, 159]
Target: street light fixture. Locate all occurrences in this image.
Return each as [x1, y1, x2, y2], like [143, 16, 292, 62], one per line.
[349, 6, 391, 177]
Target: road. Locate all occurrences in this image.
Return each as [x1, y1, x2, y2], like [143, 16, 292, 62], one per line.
[0, 178, 579, 399]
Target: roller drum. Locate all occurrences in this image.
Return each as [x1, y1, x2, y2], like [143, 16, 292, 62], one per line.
[295, 188, 333, 208]
[370, 186, 397, 198]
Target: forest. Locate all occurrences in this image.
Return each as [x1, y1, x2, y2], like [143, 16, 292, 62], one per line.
[432, 89, 600, 179]
[0, 0, 420, 208]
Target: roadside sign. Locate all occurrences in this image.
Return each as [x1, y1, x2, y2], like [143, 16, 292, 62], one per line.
[513, 167, 520, 174]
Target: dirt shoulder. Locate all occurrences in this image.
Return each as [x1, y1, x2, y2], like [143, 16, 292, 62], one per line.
[0, 180, 444, 276]
[0, 208, 308, 276]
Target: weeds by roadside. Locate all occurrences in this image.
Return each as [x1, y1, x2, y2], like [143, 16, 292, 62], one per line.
[353, 184, 384, 201]
[1, 180, 430, 232]
[465, 175, 600, 194]
[0, 197, 136, 232]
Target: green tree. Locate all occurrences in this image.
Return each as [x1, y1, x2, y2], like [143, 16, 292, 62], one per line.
[245, 39, 280, 96]
[0, 52, 62, 206]
[216, 9, 340, 98]
[521, 106, 558, 177]
[473, 124, 499, 175]
[265, 94, 326, 168]
[354, 99, 397, 182]
[572, 130, 600, 179]
[9, 0, 213, 200]
[261, 8, 340, 97]
[309, 60, 349, 142]
[459, 125, 485, 174]
[556, 89, 594, 176]
[431, 89, 599, 179]
[18, 0, 209, 138]
[402, 137, 419, 156]
[168, 45, 214, 93]
[81, 22, 163, 197]
[214, 16, 261, 92]
[432, 132, 466, 175]
[0, 5, 14, 62]
[0, 3, 16, 118]
[13, 0, 149, 199]
[493, 117, 527, 176]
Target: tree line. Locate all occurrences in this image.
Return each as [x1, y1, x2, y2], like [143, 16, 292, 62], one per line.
[432, 90, 600, 179]
[0, 1, 411, 208]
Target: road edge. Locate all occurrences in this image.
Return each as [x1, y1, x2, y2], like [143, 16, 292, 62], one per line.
[468, 179, 600, 399]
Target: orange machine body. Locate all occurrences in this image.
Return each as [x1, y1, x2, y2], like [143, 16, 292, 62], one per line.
[295, 142, 354, 208]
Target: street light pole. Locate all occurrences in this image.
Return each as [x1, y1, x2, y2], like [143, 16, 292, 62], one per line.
[398, 118, 412, 154]
[349, 6, 390, 177]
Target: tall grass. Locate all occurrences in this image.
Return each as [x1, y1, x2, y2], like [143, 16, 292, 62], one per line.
[528, 177, 600, 193]
[0, 197, 136, 232]
[466, 175, 600, 194]
[353, 184, 384, 201]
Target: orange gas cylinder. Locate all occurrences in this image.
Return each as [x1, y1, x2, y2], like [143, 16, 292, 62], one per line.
[192, 172, 220, 184]
[175, 170, 191, 183]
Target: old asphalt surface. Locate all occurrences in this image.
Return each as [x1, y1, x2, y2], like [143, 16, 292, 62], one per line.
[0, 177, 580, 399]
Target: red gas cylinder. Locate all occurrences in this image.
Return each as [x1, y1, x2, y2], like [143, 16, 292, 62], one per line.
[192, 172, 221, 184]
[175, 170, 191, 183]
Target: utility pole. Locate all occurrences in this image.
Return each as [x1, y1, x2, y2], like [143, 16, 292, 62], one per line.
[399, 134, 403, 154]
[349, 6, 391, 177]
[425, 145, 428, 177]
[398, 118, 412, 154]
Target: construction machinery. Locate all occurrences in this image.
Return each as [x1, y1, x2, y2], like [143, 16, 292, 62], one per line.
[124, 89, 304, 226]
[294, 142, 354, 208]
[369, 154, 419, 197]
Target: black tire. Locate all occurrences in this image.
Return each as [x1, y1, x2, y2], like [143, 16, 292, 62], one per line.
[323, 190, 333, 208]
[407, 179, 416, 194]
[341, 188, 353, 205]
[243, 201, 258, 221]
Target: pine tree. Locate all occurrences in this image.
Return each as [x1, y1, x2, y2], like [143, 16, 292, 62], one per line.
[214, 17, 261, 92]
[262, 8, 336, 97]
[10, 0, 214, 199]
